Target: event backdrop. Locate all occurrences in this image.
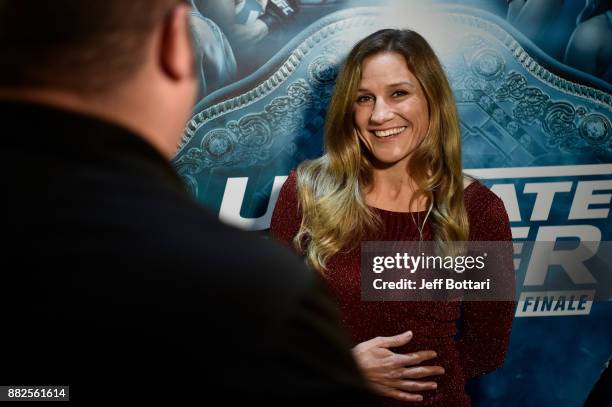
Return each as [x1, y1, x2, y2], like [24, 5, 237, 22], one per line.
[176, 1, 611, 405]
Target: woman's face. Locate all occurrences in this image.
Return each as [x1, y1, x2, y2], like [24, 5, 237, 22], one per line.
[354, 51, 430, 168]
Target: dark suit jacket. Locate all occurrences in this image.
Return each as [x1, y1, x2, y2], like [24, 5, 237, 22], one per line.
[2, 101, 374, 405]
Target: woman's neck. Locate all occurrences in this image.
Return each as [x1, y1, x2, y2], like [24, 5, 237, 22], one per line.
[364, 167, 428, 212]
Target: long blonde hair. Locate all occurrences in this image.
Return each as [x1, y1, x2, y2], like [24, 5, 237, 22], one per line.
[295, 29, 469, 272]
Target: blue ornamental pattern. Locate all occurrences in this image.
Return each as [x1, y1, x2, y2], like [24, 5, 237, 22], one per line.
[175, 7, 611, 201]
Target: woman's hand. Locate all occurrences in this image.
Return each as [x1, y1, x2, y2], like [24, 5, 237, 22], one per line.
[352, 330, 445, 402]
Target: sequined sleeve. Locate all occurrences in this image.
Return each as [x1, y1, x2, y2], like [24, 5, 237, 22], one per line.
[457, 184, 516, 380]
[270, 170, 302, 250]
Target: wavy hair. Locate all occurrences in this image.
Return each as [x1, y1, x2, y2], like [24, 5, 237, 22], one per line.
[295, 29, 469, 271]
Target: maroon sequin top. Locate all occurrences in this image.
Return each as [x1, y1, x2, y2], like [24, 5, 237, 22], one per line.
[270, 171, 515, 406]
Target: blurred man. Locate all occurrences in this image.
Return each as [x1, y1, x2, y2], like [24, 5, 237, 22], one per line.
[0, 1, 373, 404]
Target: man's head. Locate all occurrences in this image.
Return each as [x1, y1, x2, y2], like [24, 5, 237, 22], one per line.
[0, 0, 198, 158]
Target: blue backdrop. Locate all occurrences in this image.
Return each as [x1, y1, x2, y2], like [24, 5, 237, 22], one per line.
[177, 2, 612, 405]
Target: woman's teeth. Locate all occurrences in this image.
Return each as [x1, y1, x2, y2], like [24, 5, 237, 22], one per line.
[374, 127, 406, 138]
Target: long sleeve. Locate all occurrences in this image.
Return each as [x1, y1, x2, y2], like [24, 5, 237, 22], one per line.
[270, 170, 302, 250]
[457, 185, 516, 380]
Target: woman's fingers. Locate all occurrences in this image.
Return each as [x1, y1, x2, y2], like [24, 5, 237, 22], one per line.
[372, 330, 413, 348]
[372, 383, 424, 402]
[395, 365, 446, 379]
[396, 380, 438, 392]
[391, 350, 437, 368]
[388, 389, 424, 402]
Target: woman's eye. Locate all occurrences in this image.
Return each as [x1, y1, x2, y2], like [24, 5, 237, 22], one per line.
[357, 95, 373, 103]
[392, 90, 408, 97]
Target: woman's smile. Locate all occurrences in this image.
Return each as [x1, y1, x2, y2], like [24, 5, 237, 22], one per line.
[372, 126, 407, 138]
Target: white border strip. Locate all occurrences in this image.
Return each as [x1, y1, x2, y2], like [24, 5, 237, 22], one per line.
[465, 164, 612, 179]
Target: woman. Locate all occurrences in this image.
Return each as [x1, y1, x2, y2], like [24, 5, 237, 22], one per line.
[270, 29, 514, 406]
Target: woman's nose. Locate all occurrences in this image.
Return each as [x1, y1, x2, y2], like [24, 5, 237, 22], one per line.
[370, 99, 394, 124]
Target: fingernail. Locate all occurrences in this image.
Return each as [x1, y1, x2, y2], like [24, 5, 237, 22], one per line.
[432, 383, 437, 389]
[416, 395, 423, 401]
[407, 330, 413, 336]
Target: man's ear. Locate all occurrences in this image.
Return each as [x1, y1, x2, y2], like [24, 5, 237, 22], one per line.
[159, 4, 194, 81]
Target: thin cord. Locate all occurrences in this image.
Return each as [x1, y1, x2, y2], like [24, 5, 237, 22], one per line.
[411, 201, 433, 241]
[418, 202, 433, 241]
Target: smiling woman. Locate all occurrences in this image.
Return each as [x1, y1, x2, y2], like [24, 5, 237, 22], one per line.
[286, 29, 469, 270]
[270, 29, 515, 406]
[354, 52, 430, 171]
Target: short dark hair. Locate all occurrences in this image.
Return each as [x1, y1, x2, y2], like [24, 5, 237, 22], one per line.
[0, 0, 183, 92]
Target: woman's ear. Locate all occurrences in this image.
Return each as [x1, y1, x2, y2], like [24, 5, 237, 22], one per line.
[159, 4, 195, 81]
